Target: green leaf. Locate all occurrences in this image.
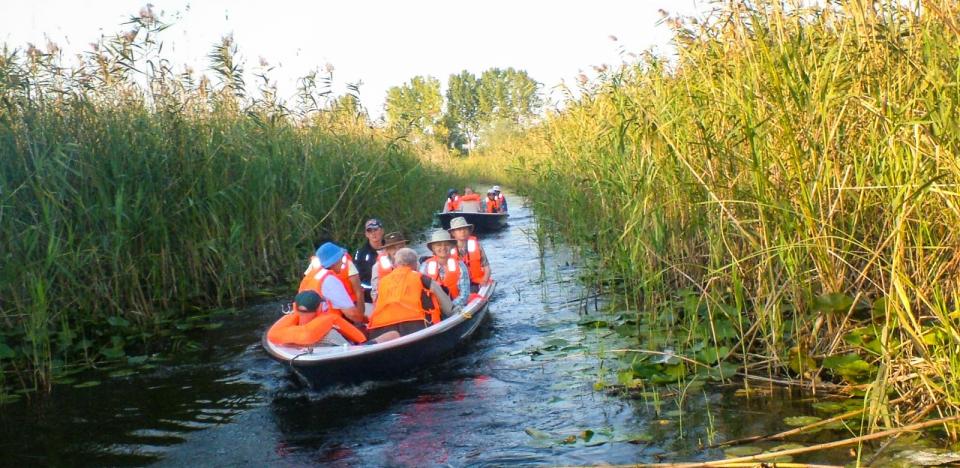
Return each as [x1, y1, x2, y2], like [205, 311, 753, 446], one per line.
[813, 293, 854, 314]
[724, 446, 762, 458]
[0, 343, 15, 360]
[617, 370, 635, 385]
[74, 380, 101, 388]
[788, 347, 816, 375]
[696, 345, 730, 364]
[106, 316, 130, 328]
[706, 362, 739, 381]
[783, 415, 822, 426]
[821, 353, 862, 369]
[812, 401, 846, 413]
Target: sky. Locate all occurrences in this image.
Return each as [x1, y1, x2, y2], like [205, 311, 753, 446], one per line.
[1, 1, 710, 119]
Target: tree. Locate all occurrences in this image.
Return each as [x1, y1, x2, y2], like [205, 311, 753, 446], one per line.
[384, 75, 443, 141]
[477, 67, 541, 127]
[445, 70, 480, 151]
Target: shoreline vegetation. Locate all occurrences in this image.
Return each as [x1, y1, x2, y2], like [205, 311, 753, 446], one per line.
[473, 0, 960, 448]
[0, 13, 456, 395]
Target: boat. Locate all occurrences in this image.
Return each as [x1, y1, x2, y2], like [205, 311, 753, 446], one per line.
[262, 281, 496, 388]
[434, 211, 509, 233]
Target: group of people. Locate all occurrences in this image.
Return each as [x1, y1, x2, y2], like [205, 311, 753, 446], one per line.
[267, 214, 493, 346]
[443, 185, 507, 214]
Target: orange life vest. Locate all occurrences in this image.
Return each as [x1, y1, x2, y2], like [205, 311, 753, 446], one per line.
[368, 266, 432, 329]
[444, 196, 461, 211]
[485, 197, 500, 213]
[335, 253, 359, 302]
[298, 264, 352, 318]
[459, 236, 485, 284]
[375, 252, 394, 280]
[460, 193, 481, 203]
[423, 255, 462, 301]
[266, 310, 367, 345]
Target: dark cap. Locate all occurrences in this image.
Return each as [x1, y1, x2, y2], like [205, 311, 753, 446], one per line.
[294, 290, 322, 312]
[447, 188, 458, 197]
[381, 231, 407, 248]
[364, 218, 383, 230]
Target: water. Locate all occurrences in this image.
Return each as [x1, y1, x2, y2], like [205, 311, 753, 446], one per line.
[0, 196, 863, 466]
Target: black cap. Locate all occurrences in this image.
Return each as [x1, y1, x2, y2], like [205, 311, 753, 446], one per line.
[294, 290, 322, 312]
[364, 218, 383, 230]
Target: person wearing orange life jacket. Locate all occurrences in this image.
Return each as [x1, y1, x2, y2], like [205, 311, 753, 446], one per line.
[267, 290, 367, 346]
[448, 216, 491, 293]
[492, 185, 508, 212]
[367, 248, 457, 342]
[369, 231, 407, 302]
[442, 188, 461, 212]
[484, 189, 502, 213]
[420, 229, 470, 310]
[298, 242, 365, 331]
[458, 187, 482, 213]
[301, 248, 364, 313]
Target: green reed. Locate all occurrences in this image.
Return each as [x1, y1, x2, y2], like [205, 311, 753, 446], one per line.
[477, 0, 960, 428]
[0, 18, 453, 392]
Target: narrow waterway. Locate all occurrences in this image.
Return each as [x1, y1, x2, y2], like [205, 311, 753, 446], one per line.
[1, 195, 864, 466]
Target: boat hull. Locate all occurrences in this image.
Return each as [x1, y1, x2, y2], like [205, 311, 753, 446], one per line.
[435, 211, 508, 233]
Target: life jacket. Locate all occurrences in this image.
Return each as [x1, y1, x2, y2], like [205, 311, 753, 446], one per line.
[375, 253, 394, 280]
[459, 236, 485, 284]
[335, 253, 359, 302]
[485, 197, 500, 213]
[368, 266, 433, 329]
[298, 264, 351, 318]
[496, 193, 506, 208]
[423, 254, 461, 323]
[460, 193, 481, 203]
[266, 309, 367, 345]
[444, 196, 461, 211]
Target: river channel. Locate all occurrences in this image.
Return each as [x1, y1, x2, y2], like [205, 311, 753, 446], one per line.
[1, 195, 873, 466]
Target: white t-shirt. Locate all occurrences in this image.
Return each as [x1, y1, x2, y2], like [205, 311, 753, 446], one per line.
[319, 272, 355, 311]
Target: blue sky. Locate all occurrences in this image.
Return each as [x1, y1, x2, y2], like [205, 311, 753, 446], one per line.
[1, 1, 709, 118]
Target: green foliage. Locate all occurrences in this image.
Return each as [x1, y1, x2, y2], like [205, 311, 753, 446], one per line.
[385, 75, 445, 142]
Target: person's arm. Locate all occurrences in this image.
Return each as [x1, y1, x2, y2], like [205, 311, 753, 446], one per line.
[455, 260, 471, 306]
[479, 247, 491, 284]
[370, 265, 380, 302]
[428, 279, 454, 317]
[349, 274, 364, 311]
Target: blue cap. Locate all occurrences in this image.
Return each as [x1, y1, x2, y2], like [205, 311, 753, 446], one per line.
[315, 242, 347, 268]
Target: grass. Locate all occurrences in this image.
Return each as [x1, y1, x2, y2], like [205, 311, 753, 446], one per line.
[0, 16, 456, 393]
[473, 0, 960, 435]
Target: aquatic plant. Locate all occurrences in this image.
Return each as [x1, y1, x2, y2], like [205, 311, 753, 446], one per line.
[479, 0, 960, 434]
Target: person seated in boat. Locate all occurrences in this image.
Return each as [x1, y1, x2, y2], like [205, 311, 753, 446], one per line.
[420, 229, 470, 308]
[266, 290, 367, 346]
[370, 231, 407, 302]
[448, 216, 491, 293]
[353, 218, 384, 304]
[299, 242, 365, 326]
[442, 188, 461, 212]
[367, 248, 455, 342]
[484, 189, 502, 213]
[492, 185, 508, 212]
[458, 187, 482, 213]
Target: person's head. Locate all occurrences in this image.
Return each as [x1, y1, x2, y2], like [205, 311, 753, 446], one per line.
[381, 231, 407, 257]
[492, 185, 501, 194]
[294, 290, 322, 323]
[464, 187, 474, 195]
[364, 218, 384, 246]
[315, 242, 347, 272]
[393, 247, 419, 269]
[446, 188, 458, 200]
[426, 229, 456, 259]
[486, 189, 496, 199]
[448, 216, 473, 241]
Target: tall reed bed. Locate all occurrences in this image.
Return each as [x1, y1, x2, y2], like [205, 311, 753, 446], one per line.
[0, 17, 451, 393]
[487, 0, 960, 428]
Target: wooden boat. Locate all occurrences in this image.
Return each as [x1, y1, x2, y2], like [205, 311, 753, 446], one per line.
[262, 281, 495, 388]
[434, 211, 509, 233]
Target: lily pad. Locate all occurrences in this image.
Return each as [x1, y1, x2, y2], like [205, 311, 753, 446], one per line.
[764, 443, 805, 462]
[74, 381, 101, 389]
[783, 415, 822, 426]
[108, 369, 137, 378]
[812, 401, 846, 413]
[724, 445, 762, 458]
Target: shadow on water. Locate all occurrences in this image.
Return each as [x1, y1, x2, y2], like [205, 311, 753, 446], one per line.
[0, 194, 861, 467]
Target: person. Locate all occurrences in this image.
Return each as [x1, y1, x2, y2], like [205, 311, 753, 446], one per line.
[303, 246, 364, 313]
[492, 185, 508, 212]
[420, 229, 470, 308]
[353, 218, 384, 303]
[448, 216, 491, 293]
[484, 189, 501, 213]
[299, 242, 365, 326]
[459, 187, 482, 212]
[367, 248, 455, 341]
[370, 231, 407, 302]
[442, 188, 461, 212]
[267, 290, 367, 346]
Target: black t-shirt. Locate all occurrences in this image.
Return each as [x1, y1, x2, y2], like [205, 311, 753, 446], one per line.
[353, 242, 378, 284]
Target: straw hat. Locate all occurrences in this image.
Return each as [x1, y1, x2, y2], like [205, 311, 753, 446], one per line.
[381, 231, 408, 249]
[448, 216, 473, 231]
[425, 229, 456, 247]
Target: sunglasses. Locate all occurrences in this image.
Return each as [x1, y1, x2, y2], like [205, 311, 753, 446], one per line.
[365, 227, 382, 232]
